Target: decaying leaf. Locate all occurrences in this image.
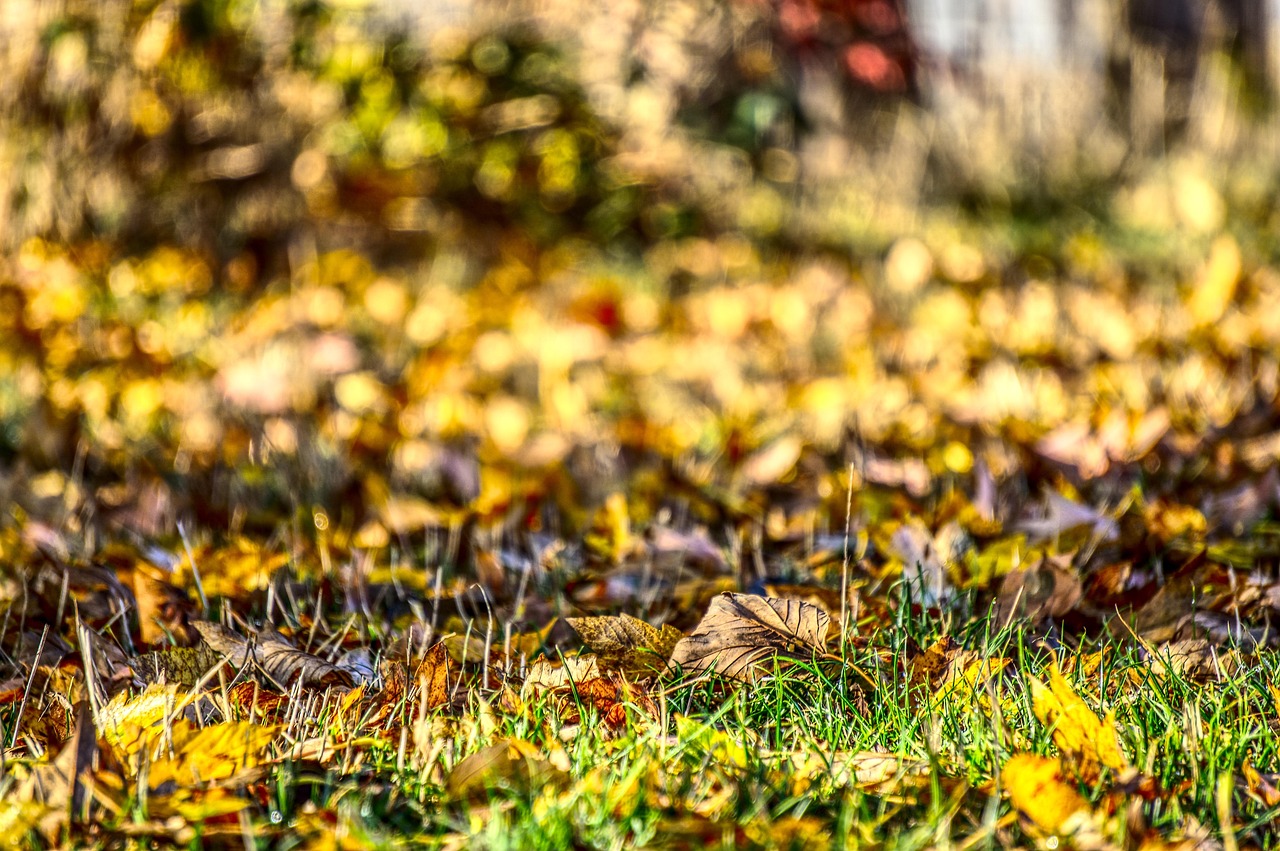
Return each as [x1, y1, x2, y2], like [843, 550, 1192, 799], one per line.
[555, 676, 638, 728]
[669, 593, 830, 683]
[566, 613, 682, 677]
[128, 644, 225, 687]
[781, 750, 929, 796]
[98, 683, 190, 751]
[1017, 490, 1120, 545]
[192, 621, 354, 689]
[906, 636, 1011, 713]
[907, 636, 963, 691]
[18, 700, 99, 821]
[1242, 759, 1280, 807]
[523, 654, 603, 695]
[139, 720, 279, 791]
[417, 642, 452, 710]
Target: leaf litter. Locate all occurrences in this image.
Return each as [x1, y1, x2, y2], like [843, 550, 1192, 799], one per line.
[0, 1, 1279, 848]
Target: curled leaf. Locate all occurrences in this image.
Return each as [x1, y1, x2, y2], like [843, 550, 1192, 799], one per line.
[668, 593, 829, 683]
[192, 621, 354, 689]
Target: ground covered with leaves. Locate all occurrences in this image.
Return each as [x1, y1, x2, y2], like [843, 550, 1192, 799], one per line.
[3, 1, 1280, 849]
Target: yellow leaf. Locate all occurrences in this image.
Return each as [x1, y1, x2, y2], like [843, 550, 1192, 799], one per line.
[0, 801, 53, 847]
[1002, 753, 1092, 835]
[171, 788, 252, 821]
[1189, 235, 1240, 326]
[100, 683, 189, 755]
[674, 715, 751, 771]
[142, 721, 278, 790]
[1029, 665, 1128, 779]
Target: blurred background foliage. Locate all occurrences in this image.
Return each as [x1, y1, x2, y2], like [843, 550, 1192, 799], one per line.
[1, 0, 1279, 556]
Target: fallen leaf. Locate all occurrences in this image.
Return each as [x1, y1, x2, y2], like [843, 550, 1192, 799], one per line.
[1029, 664, 1129, 780]
[446, 739, 567, 798]
[1002, 753, 1092, 835]
[98, 683, 190, 753]
[566, 613, 682, 678]
[669, 593, 830, 683]
[993, 553, 1083, 626]
[18, 700, 99, 821]
[129, 644, 226, 687]
[416, 642, 451, 710]
[192, 621, 354, 689]
[523, 655, 603, 694]
[141, 720, 278, 791]
[781, 750, 929, 796]
[1017, 490, 1120, 545]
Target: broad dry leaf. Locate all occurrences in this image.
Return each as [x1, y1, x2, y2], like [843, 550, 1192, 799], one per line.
[1002, 753, 1092, 835]
[669, 593, 830, 682]
[907, 637, 1010, 713]
[129, 644, 224, 687]
[907, 636, 963, 691]
[1029, 664, 1129, 779]
[1243, 759, 1280, 807]
[1017, 490, 1120, 545]
[556, 677, 624, 727]
[523, 655, 602, 695]
[669, 593, 830, 683]
[18, 700, 98, 818]
[566, 613, 682, 678]
[993, 553, 1083, 626]
[416, 642, 451, 710]
[192, 621, 354, 689]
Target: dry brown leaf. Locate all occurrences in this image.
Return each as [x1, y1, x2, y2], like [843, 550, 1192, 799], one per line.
[128, 559, 196, 647]
[416, 642, 451, 710]
[668, 593, 830, 683]
[993, 553, 1083, 626]
[192, 621, 354, 689]
[128, 644, 225, 687]
[907, 636, 963, 691]
[782, 750, 929, 796]
[18, 700, 99, 821]
[1243, 759, 1280, 807]
[566, 613, 682, 678]
[523, 655, 603, 695]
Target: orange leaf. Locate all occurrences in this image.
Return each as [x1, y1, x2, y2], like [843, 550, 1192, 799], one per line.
[416, 642, 452, 710]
